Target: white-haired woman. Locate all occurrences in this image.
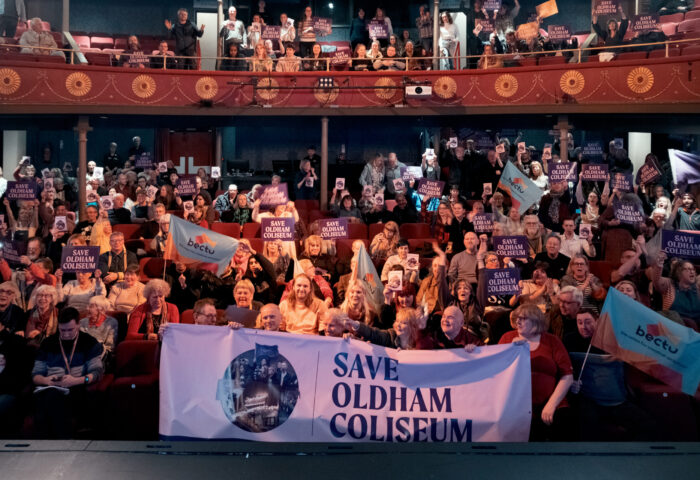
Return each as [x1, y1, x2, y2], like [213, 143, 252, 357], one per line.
[80, 296, 118, 362]
[55, 268, 106, 312]
[126, 279, 179, 340]
[24, 284, 58, 347]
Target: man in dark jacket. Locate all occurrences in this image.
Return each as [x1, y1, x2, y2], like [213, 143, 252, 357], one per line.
[165, 8, 204, 70]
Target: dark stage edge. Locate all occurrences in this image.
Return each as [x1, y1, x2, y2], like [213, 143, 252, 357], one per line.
[1, 441, 699, 479]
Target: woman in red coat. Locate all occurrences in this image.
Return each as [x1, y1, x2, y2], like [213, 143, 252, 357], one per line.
[127, 279, 179, 340]
[499, 304, 574, 441]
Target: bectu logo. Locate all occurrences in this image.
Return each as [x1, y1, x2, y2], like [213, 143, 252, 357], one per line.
[636, 323, 680, 354]
[186, 233, 217, 254]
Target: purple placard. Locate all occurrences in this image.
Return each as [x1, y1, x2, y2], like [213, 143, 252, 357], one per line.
[262, 25, 281, 40]
[613, 200, 644, 224]
[485, 268, 521, 296]
[259, 183, 289, 209]
[318, 218, 349, 240]
[473, 213, 494, 233]
[476, 134, 493, 149]
[135, 152, 153, 168]
[2, 240, 26, 265]
[368, 21, 389, 39]
[493, 235, 529, 260]
[583, 142, 604, 159]
[631, 14, 660, 32]
[594, 0, 619, 15]
[611, 173, 633, 192]
[639, 163, 661, 185]
[261, 217, 295, 241]
[176, 177, 197, 196]
[416, 179, 445, 198]
[662, 229, 700, 259]
[330, 50, 350, 66]
[548, 162, 578, 183]
[581, 163, 609, 181]
[6, 181, 38, 200]
[475, 19, 495, 34]
[312, 17, 332, 36]
[484, 0, 502, 11]
[547, 25, 571, 41]
[61, 246, 100, 273]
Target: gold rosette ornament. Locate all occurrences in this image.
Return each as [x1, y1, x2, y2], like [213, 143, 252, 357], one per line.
[132, 75, 157, 99]
[627, 67, 654, 94]
[65, 72, 92, 97]
[494, 74, 518, 98]
[374, 77, 396, 100]
[433, 76, 457, 99]
[0, 68, 21, 95]
[559, 70, 585, 96]
[256, 77, 279, 100]
[195, 76, 218, 100]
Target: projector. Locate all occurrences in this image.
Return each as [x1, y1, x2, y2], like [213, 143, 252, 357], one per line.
[405, 85, 432, 98]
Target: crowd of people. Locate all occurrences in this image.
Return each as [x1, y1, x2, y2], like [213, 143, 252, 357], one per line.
[0, 126, 698, 441]
[8, 1, 683, 71]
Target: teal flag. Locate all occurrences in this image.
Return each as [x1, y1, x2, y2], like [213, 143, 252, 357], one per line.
[497, 161, 544, 214]
[354, 244, 384, 308]
[592, 288, 700, 396]
[164, 215, 239, 276]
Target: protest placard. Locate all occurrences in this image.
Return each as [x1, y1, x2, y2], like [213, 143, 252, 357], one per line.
[313, 17, 332, 36]
[93, 167, 104, 179]
[43, 178, 54, 191]
[135, 152, 153, 168]
[330, 50, 350, 66]
[475, 19, 495, 34]
[495, 144, 505, 154]
[158, 162, 168, 173]
[483, 183, 493, 195]
[183, 200, 194, 217]
[362, 185, 374, 197]
[473, 213, 494, 233]
[318, 218, 349, 240]
[594, 0, 619, 15]
[368, 20, 389, 38]
[611, 173, 633, 192]
[335, 178, 345, 190]
[147, 185, 159, 199]
[387, 270, 403, 291]
[259, 184, 289, 208]
[583, 142, 604, 160]
[60, 246, 100, 273]
[261, 217, 295, 241]
[416, 179, 445, 198]
[407, 254, 420, 271]
[547, 25, 571, 41]
[448, 137, 459, 149]
[493, 235, 529, 259]
[177, 177, 197, 196]
[374, 193, 384, 206]
[54, 215, 67, 232]
[579, 223, 592, 240]
[517, 142, 526, 154]
[305, 177, 314, 188]
[211, 167, 221, 179]
[631, 14, 659, 32]
[393, 178, 405, 192]
[613, 138, 624, 149]
[542, 144, 552, 160]
[2, 241, 26, 266]
[661, 229, 700, 259]
[100, 195, 114, 211]
[401, 166, 423, 182]
[614, 200, 644, 224]
[581, 163, 609, 181]
[6, 181, 37, 200]
[536, 0, 559, 19]
[262, 25, 281, 40]
[516, 22, 540, 41]
[639, 163, 661, 185]
[548, 162, 578, 183]
[485, 268, 521, 296]
[484, 0, 502, 10]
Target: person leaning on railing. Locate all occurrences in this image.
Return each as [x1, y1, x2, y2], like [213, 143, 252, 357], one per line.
[276, 43, 301, 72]
[219, 43, 247, 71]
[19, 17, 64, 58]
[350, 44, 372, 71]
[302, 43, 325, 72]
[250, 42, 273, 72]
[118, 35, 148, 69]
[477, 44, 503, 69]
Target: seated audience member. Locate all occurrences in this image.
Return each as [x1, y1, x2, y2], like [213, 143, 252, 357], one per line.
[0, 320, 31, 435]
[477, 44, 503, 69]
[107, 264, 145, 313]
[150, 214, 171, 257]
[150, 40, 177, 69]
[0, 282, 26, 335]
[299, 235, 336, 282]
[548, 285, 583, 339]
[390, 193, 418, 225]
[369, 221, 399, 262]
[277, 43, 301, 72]
[55, 268, 105, 311]
[380, 239, 412, 282]
[339, 279, 379, 327]
[220, 43, 247, 71]
[214, 184, 239, 216]
[79, 296, 118, 363]
[231, 279, 263, 311]
[109, 194, 132, 225]
[130, 189, 154, 224]
[500, 304, 574, 441]
[558, 218, 596, 259]
[222, 194, 253, 225]
[433, 306, 483, 348]
[263, 240, 291, 283]
[118, 35, 149, 68]
[302, 43, 325, 71]
[351, 43, 372, 71]
[250, 42, 273, 72]
[98, 232, 138, 288]
[24, 284, 59, 348]
[322, 309, 350, 337]
[192, 298, 218, 326]
[254, 304, 283, 331]
[279, 274, 327, 335]
[532, 233, 570, 281]
[560, 254, 606, 310]
[19, 17, 64, 57]
[564, 308, 655, 440]
[346, 308, 432, 350]
[127, 279, 179, 340]
[416, 242, 448, 314]
[373, 45, 405, 71]
[652, 252, 700, 325]
[331, 193, 363, 220]
[511, 262, 559, 313]
[32, 307, 103, 438]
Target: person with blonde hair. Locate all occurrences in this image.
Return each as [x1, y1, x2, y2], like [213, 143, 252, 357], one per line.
[24, 284, 59, 347]
[299, 234, 335, 281]
[0, 281, 23, 334]
[232, 279, 262, 311]
[279, 274, 327, 335]
[345, 308, 429, 350]
[126, 279, 179, 340]
[369, 220, 399, 262]
[340, 279, 378, 326]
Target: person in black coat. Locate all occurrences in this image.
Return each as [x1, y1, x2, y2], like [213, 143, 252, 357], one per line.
[165, 8, 204, 70]
[219, 43, 247, 71]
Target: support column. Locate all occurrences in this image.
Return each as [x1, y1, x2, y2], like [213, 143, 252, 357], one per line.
[62, 0, 70, 33]
[217, 0, 224, 59]
[74, 116, 91, 221]
[215, 128, 223, 171]
[432, 0, 440, 71]
[320, 116, 329, 211]
[557, 115, 571, 162]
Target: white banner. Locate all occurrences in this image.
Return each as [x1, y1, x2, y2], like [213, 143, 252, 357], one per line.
[160, 325, 532, 442]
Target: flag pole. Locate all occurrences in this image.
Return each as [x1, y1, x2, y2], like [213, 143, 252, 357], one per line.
[577, 340, 593, 384]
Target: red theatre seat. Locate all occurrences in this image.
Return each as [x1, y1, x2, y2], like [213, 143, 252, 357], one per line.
[113, 223, 143, 239]
[242, 222, 261, 238]
[538, 55, 568, 66]
[602, 229, 633, 265]
[369, 222, 384, 240]
[246, 238, 264, 254]
[400, 223, 432, 239]
[36, 54, 65, 64]
[181, 309, 194, 324]
[685, 10, 700, 21]
[85, 51, 112, 66]
[73, 35, 91, 49]
[347, 223, 368, 239]
[589, 260, 613, 288]
[295, 199, 320, 211]
[660, 13, 685, 23]
[678, 18, 700, 33]
[108, 340, 160, 439]
[90, 36, 114, 49]
[211, 222, 241, 238]
[114, 37, 127, 50]
[615, 51, 648, 61]
[649, 47, 681, 58]
[138, 257, 166, 281]
[682, 44, 700, 56]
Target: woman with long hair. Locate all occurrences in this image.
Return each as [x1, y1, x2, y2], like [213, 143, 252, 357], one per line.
[250, 41, 273, 72]
[369, 220, 399, 262]
[351, 43, 372, 71]
[529, 161, 549, 191]
[653, 252, 700, 325]
[156, 184, 178, 210]
[339, 279, 378, 326]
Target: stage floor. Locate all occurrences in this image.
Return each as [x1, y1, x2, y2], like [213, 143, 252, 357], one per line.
[1, 441, 699, 479]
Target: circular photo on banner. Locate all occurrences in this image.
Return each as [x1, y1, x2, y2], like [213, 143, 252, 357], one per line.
[217, 344, 299, 433]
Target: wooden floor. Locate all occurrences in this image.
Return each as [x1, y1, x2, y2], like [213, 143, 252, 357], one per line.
[1, 441, 699, 479]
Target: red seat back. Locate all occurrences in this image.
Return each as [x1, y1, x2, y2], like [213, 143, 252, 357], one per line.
[589, 260, 613, 288]
[295, 199, 320, 211]
[399, 223, 432, 239]
[211, 222, 241, 238]
[685, 10, 700, 21]
[242, 222, 261, 238]
[678, 18, 700, 33]
[337, 238, 369, 258]
[615, 51, 648, 61]
[90, 36, 114, 49]
[347, 223, 368, 239]
[73, 35, 90, 49]
[682, 44, 700, 56]
[369, 222, 385, 240]
[181, 309, 194, 324]
[139, 257, 165, 281]
[113, 223, 144, 240]
[115, 340, 159, 377]
[538, 55, 567, 65]
[660, 13, 685, 23]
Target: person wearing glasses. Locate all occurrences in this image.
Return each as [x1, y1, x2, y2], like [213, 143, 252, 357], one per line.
[369, 221, 400, 262]
[0, 282, 25, 335]
[499, 304, 573, 441]
[652, 252, 700, 326]
[560, 254, 606, 311]
[193, 299, 218, 326]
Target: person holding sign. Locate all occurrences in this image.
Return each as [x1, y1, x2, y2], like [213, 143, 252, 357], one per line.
[55, 268, 105, 312]
[499, 304, 574, 441]
[371, 7, 393, 46]
[220, 6, 246, 50]
[575, 171, 609, 232]
[294, 159, 318, 200]
[346, 308, 431, 350]
[592, 3, 628, 48]
[330, 192, 362, 221]
[652, 251, 700, 324]
[3, 198, 38, 242]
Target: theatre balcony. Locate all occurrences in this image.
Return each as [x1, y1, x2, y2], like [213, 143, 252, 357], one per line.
[0, 39, 699, 117]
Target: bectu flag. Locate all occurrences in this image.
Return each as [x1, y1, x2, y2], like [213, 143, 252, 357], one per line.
[353, 243, 384, 308]
[669, 149, 700, 186]
[164, 215, 238, 275]
[592, 288, 700, 395]
[497, 161, 544, 214]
